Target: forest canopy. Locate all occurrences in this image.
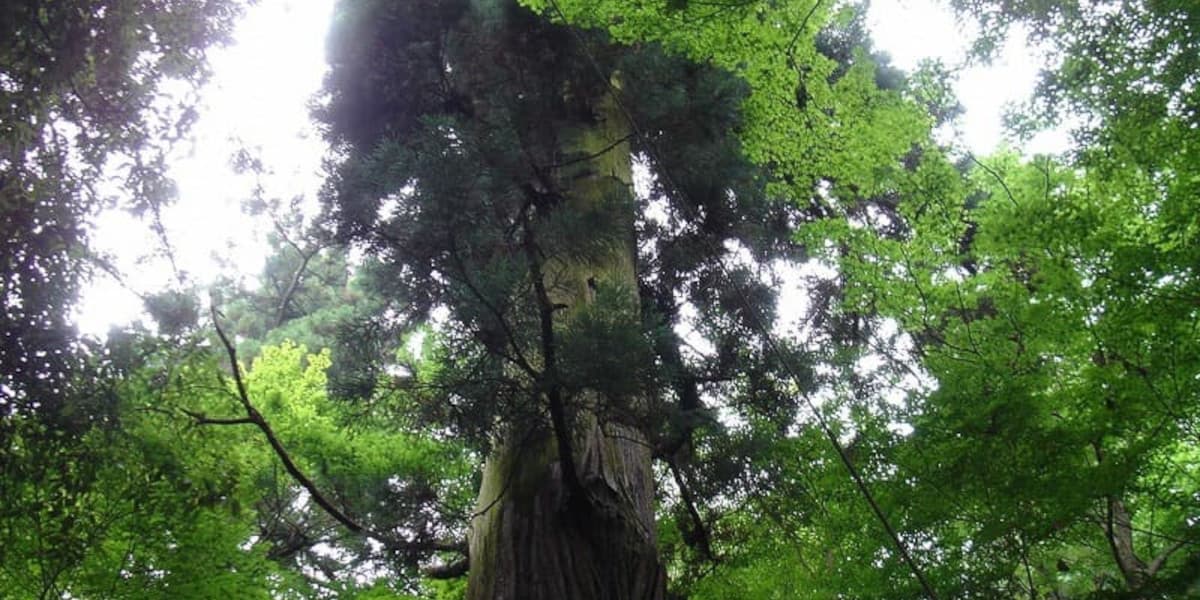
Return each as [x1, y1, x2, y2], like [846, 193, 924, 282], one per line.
[1, 0, 1197, 598]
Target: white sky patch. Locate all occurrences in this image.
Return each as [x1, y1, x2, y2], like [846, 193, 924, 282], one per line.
[773, 258, 835, 338]
[866, 0, 1070, 155]
[868, 0, 967, 72]
[77, 0, 335, 336]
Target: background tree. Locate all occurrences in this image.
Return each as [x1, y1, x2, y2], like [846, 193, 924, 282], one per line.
[787, 0, 1200, 595]
[1, 3, 245, 596]
[802, 147, 1198, 597]
[0, 0, 243, 430]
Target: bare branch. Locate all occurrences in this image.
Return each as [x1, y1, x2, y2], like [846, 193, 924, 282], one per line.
[275, 247, 318, 328]
[180, 408, 255, 426]
[968, 153, 1020, 208]
[424, 558, 469, 579]
[1147, 538, 1193, 577]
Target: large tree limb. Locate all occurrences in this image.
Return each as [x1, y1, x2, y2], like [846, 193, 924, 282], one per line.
[668, 459, 716, 563]
[1104, 496, 1148, 589]
[425, 558, 470, 579]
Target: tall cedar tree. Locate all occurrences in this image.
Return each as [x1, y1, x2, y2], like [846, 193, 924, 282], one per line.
[318, 0, 829, 596]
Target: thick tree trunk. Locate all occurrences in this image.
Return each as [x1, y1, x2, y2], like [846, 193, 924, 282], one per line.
[465, 90, 665, 599]
[467, 421, 663, 599]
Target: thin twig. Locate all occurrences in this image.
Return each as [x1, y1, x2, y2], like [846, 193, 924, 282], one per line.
[968, 154, 1019, 208]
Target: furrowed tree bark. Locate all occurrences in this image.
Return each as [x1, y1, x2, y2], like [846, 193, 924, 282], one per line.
[466, 89, 665, 600]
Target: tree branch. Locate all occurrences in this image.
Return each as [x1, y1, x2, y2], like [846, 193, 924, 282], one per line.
[968, 153, 1020, 208]
[180, 407, 255, 426]
[785, 0, 824, 61]
[275, 247, 318, 328]
[445, 237, 541, 380]
[211, 304, 370, 534]
[208, 304, 470, 561]
[541, 132, 636, 170]
[669, 459, 716, 563]
[1103, 495, 1148, 588]
[1147, 538, 1189, 577]
[520, 213, 584, 502]
[424, 557, 470, 579]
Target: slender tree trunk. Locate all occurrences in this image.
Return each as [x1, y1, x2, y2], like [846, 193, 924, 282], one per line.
[466, 89, 665, 599]
[1106, 496, 1148, 591]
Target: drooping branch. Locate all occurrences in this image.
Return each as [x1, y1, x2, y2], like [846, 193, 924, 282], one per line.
[211, 304, 369, 535]
[206, 304, 468, 561]
[968, 153, 1020, 208]
[645, 285, 706, 458]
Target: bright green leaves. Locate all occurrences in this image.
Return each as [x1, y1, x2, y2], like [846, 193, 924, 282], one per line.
[812, 139, 1200, 594]
[249, 343, 472, 511]
[0, 338, 476, 599]
[530, 0, 928, 199]
[0, 369, 284, 599]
